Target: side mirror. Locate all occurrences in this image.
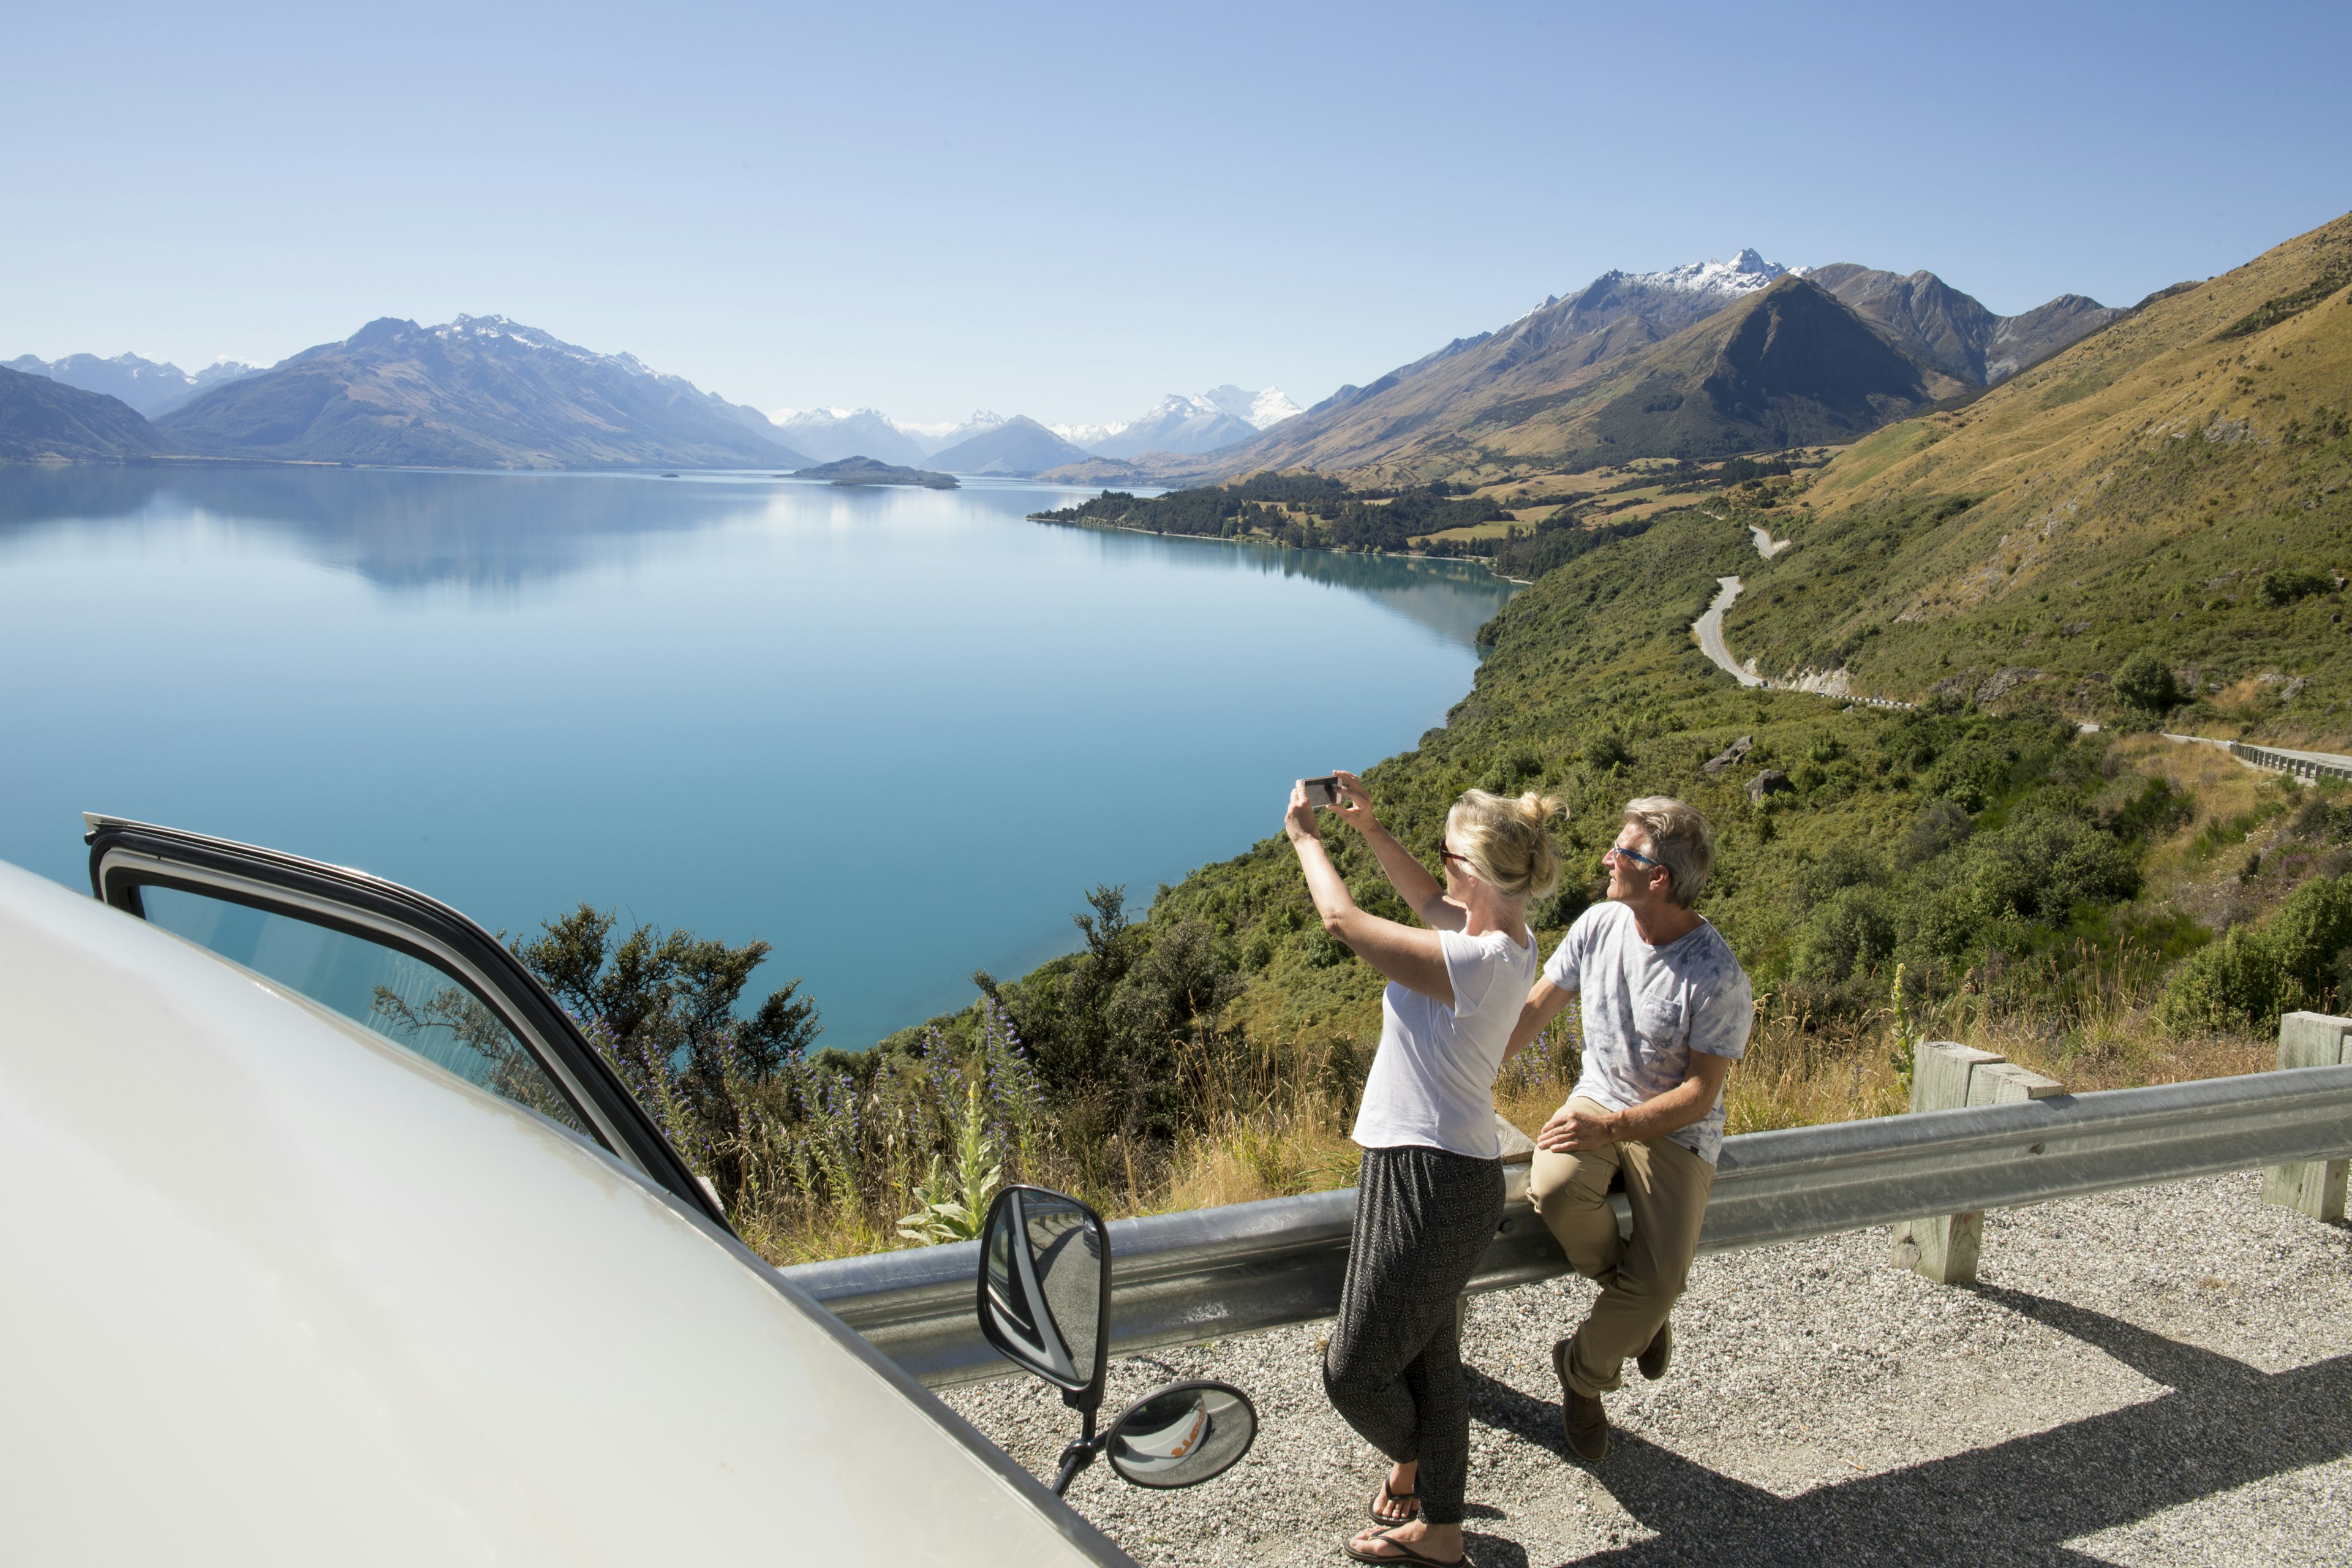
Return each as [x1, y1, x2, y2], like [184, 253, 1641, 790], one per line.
[978, 1185, 1110, 1410]
[976, 1185, 1256, 1496]
[1104, 1379, 1258, 1489]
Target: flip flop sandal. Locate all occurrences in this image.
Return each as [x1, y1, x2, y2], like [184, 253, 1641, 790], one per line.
[1340, 1526, 1466, 1567]
[1368, 1480, 1420, 1525]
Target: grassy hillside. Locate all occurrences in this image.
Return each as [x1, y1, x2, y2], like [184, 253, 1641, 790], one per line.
[1721, 209, 2352, 748]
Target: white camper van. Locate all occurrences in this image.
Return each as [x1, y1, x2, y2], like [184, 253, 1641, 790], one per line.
[0, 817, 1134, 1567]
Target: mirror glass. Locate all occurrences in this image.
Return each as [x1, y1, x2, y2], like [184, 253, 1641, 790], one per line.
[980, 1187, 1105, 1393]
[1107, 1381, 1257, 1488]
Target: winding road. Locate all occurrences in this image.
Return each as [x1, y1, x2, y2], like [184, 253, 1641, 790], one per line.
[1692, 576, 1763, 688]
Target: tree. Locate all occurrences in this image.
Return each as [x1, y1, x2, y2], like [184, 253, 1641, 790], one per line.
[514, 904, 820, 1204]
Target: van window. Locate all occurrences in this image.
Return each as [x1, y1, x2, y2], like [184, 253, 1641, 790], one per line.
[141, 884, 592, 1139]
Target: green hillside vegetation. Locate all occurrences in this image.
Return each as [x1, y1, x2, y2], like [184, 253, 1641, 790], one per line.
[1718, 209, 2352, 749]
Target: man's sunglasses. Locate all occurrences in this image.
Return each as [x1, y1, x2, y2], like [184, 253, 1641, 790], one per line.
[1604, 843, 1663, 871]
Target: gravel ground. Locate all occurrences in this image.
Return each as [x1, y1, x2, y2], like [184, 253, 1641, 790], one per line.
[944, 1172, 2352, 1567]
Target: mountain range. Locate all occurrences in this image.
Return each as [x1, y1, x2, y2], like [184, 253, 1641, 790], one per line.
[146, 315, 810, 469]
[767, 385, 1302, 472]
[766, 406, 1002, 466]
[0, 366, 159, 462]
[927, 415, 1097, 475]
[4, 352, 261, 418]
[0, 251, 2128, 478]
[1050, 385, 1303, 459]
[1172, 248, 2126, 482]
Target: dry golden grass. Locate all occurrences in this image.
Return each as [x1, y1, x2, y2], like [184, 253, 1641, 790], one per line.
[744, 971, 2281, 1267]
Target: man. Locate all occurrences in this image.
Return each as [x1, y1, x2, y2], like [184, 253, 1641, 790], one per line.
[1504, 795, 1752, 1463]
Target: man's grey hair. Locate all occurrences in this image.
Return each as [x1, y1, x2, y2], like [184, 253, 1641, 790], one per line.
[1623, 796, 1714, 908]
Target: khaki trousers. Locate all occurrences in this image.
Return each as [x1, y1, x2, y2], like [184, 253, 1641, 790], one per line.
[1526, 1097, 1714, 1397]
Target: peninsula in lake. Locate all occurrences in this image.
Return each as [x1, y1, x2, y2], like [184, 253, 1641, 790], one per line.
[792, 455, 958, 488]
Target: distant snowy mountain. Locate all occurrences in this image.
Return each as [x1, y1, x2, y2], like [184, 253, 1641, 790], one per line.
[916, 410, 1007, 456]
[1050, 385, 1302, 459]
[1201, 384, 1303, 431]
[4, 351, 262, 418]
[767, 388, 1298, 466]
[929, 415, 1093, 476]
[766, 406, 934, 466]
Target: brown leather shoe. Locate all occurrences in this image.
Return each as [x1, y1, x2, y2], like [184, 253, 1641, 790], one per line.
[1637, 1318, 1673, 1381]
[1553, 1338, 1608, 1463]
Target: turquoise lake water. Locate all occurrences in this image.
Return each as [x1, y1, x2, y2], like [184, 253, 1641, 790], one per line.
[0, 465, 1516, 1049]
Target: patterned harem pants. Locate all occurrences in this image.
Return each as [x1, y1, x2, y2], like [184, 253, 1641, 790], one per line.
[1322, 1144, 1506, 1526]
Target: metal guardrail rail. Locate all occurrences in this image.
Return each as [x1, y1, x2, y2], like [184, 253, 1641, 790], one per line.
[781, 1064, 2352, 1387]
[2231, 741, 2352, 783]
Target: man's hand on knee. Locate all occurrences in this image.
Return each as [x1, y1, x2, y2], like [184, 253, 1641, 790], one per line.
[1538, 1101, 1619, 1153]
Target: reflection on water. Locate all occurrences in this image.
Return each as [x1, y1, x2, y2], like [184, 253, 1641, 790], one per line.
[1077, 528, 1513, 650]
[0, 465, 1516, 1047]
[0, 464, 777, 591]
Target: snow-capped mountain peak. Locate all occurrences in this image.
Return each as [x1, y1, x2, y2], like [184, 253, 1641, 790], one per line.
[1200, 384, 1302, 431]
[1625, 248, 1790, 298]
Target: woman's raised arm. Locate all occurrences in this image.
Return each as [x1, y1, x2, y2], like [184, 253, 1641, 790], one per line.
[1327, 769, 1461, 931]
[1286, 780, 1453, 1005]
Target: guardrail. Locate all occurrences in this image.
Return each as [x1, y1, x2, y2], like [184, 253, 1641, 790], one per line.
[2231, 741, 2352, 783]
[781, 1061, 2352, 1388]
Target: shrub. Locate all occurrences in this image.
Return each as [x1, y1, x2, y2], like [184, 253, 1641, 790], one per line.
[2258, 568, 2331, 608]
[2158, 873, 2352, 1029]
[2267, 874, 2352, 1003]
[1583, 732, 1633, 772]
[2111, 649, 2181, 712]
[1964, 812, 2142, 924]
[1898, 799, 1973, 868]
[2101, 775, 2195, 842]
[1793, 843, 1888, 914]
[2159, 927, 2293, 1031]
[1792, 884, 1901, 983]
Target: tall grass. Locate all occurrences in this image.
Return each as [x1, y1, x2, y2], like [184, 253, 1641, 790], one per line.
[617, 955, 2273, 1268]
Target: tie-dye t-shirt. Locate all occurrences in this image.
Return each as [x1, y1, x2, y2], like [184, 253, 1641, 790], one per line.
[1544, 900, 1752, 1164]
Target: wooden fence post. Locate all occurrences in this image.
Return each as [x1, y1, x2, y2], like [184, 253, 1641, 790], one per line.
[1890, 1042, 2064, 1284]
[2261, 1012, 2351, 1223]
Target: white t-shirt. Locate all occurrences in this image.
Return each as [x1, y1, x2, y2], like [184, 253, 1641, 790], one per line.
[1544, 900, 1752, 1164]
[1351, 925, 1539, 1159]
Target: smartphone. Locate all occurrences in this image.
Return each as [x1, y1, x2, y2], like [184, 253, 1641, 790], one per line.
[1304, 775, 1340, 809]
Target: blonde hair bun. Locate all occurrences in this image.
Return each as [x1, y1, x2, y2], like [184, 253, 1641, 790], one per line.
[1446, 788, 1567, 902]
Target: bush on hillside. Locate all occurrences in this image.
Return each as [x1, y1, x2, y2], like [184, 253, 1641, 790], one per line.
[2112, 649, 2183, 712]
[2158, 873, 2352, 1030]
[2258, 568, 2332, 608]
[1792, 884, 1900, 982]
[1899, 799, 1973, 868]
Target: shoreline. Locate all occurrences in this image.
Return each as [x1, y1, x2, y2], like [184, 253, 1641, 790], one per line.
[1028, 509, 1527, 583]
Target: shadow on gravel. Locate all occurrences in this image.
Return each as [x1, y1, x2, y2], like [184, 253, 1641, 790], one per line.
[1463, 1291, 2352, 1567]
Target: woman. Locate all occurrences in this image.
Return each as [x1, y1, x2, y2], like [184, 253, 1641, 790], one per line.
[1284, 769, 1564, 1568]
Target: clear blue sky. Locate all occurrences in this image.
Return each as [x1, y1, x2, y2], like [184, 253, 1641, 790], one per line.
[5, 1, 2345, 427]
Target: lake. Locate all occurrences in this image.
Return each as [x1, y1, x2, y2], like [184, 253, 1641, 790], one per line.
[0, 465, 1516, 1049]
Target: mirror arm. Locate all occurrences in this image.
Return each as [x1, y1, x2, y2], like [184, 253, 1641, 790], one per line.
[1050, 1409, 1104, 1497]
